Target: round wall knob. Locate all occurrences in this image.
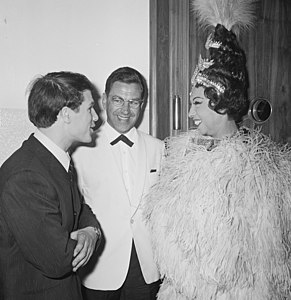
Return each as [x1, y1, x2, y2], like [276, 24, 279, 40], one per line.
[248, 98, 272, 124]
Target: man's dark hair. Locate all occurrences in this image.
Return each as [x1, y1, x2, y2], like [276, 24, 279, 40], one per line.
[105, 66, 148, 102]
[28, 71, 94, 128]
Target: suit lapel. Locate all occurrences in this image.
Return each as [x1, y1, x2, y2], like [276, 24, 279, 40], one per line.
[131, 131, 146, 210]
[25, 135, 77, 230]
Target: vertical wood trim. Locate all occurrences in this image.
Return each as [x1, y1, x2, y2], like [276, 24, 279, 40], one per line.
[149, 0, 158, 137]
[149, 0, 170, 139]
[182, 1, 190, 132]
[169, 0, 190, 134]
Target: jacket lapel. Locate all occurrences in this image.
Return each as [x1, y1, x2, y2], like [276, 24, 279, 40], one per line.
[26, 135, 77, 230]
[130, 131, 146, 211]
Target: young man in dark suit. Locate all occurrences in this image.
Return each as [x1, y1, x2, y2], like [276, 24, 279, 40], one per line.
[0, 71, 102, 300]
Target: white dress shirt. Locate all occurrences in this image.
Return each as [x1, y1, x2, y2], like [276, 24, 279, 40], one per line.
[104, 123, 138, 206]
[34, 129, 70, 171]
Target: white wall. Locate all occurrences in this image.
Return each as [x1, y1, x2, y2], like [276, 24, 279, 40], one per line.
[0, 0, 149, 132]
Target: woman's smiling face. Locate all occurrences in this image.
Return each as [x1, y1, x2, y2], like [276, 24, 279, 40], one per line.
[188, 86, 227, 138]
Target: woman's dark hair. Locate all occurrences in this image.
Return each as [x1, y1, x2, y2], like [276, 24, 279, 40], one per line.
[200, 24, 250, 122]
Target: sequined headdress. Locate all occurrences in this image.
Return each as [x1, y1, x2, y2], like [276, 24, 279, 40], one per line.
[191, 0, 258, 95]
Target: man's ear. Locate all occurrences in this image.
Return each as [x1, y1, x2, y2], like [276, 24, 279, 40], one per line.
[59, 106, 71, 123]
[140, 99, 146, 111]
[101, 93, 107, 110]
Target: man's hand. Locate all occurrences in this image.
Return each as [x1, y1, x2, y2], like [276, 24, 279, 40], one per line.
[70, 226, 100, 272]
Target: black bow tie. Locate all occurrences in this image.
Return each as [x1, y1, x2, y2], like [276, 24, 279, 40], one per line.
[110, 134, 134, 147]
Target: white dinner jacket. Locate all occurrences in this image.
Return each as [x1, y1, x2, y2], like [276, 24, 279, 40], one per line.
[73, 124, 164, 290]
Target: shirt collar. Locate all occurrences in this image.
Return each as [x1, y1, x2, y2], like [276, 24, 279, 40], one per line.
[104, 122, 138, 145]
[34, 129, 71, 171]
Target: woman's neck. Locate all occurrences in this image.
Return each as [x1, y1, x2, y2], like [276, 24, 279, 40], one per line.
[212, 120, 238, 139]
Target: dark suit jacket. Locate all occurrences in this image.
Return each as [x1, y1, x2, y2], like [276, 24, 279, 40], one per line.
[0, 135, 99, 300]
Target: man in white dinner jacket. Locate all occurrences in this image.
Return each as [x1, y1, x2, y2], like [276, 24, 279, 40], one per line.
[73, 66, 164, 300]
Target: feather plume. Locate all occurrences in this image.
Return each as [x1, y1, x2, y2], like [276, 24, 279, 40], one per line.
[191, 0, 258, 34]
[144, 129, 291, 299]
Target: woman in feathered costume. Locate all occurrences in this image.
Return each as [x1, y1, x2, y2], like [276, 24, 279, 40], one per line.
[144, 0, 291, 299]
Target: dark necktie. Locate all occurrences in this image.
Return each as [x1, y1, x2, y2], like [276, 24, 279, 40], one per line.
[110, 134, 134, 147]
[68, 159, 76, 182]
[68, 159, 79, 230]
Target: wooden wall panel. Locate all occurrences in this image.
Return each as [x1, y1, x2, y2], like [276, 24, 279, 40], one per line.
[189, 11, 210, 130]
[169, 0, 190, 134]
[150, 0, 291, 143]
[149, 0, 170, 138]
[244, 0, 291, 142]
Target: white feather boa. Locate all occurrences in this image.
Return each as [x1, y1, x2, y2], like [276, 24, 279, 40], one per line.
[144, 130, 291, 300]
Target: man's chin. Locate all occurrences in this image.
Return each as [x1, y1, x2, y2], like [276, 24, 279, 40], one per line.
[114, 125, 132, 134]
[81, 134, 93, 144]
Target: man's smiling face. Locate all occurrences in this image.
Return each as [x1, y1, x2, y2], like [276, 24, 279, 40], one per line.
[102, 81, 142, 134]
